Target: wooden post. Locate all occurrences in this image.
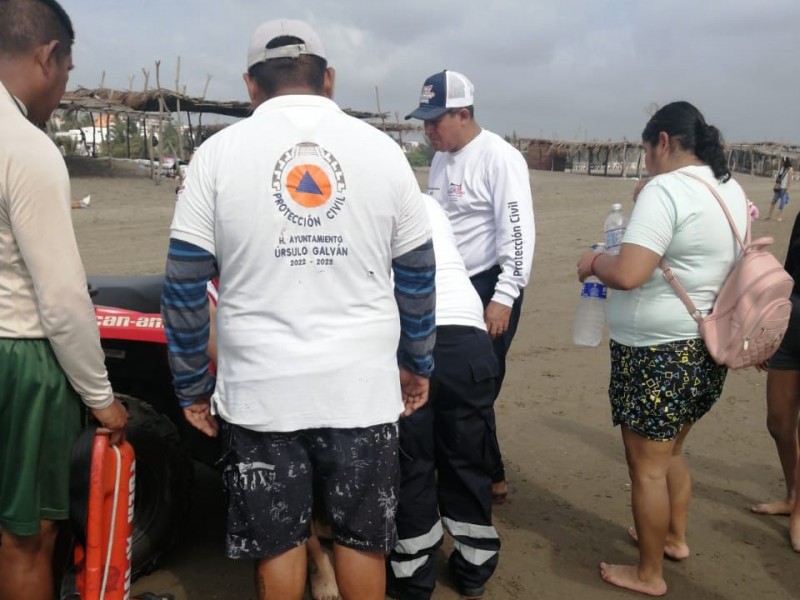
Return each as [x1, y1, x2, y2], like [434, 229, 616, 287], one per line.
[375, 86, 386, 133]
[141, 67, 155, 180]
[126, 113, 131, 158]
[106, 112, 112, 167]
[603, 145, 610, 176]
[88, 110, 96, 157]
[587, 147, 592, 176]
[186, 110, 195, 150]
[749, 149, 754, 176]
[394, 111, 403, 147]
[636, 148, 643, 178]
[175, 56, 183, 160]
[621, 143, 628, 178]
[154, 60, 165, 186]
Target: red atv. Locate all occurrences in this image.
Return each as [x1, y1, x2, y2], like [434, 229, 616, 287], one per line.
[89, 274, 220, 579]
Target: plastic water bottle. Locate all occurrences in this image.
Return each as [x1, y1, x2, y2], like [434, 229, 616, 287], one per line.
[604, 203, 627, 256]
[573, 243, 607, 347]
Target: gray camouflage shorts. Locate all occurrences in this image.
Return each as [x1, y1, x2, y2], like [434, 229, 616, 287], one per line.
[221, 421, 400, 559]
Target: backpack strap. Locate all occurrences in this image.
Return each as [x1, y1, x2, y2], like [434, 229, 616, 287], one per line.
[658, 170, 749, 324]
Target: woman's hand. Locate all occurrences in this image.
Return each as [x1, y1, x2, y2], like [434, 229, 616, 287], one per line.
[577, 250, 600, 282]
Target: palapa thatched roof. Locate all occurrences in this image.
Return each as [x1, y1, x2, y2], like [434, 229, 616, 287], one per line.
[59, 86, 420, 133]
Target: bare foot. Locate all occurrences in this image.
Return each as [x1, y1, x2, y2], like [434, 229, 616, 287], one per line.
[309, 546, 340, 600]
[790, 514, 800, 553]
[627, 526, 690, 561]
[599, 563, 667, 596]
[750, 499, 793, 516]
[492, 479, 508, 505]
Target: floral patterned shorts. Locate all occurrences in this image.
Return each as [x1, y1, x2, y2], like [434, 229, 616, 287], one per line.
[609, 338, 727, 441]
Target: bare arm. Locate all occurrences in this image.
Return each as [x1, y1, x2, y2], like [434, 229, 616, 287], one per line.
[576, 242, 662, 290]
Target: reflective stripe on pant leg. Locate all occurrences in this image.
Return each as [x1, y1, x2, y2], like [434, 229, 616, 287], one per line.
[390, 519, 443, 577]
[444, 517, 500, 567]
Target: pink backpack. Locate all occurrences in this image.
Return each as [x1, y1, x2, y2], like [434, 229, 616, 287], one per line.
[660, 172, 793, 369]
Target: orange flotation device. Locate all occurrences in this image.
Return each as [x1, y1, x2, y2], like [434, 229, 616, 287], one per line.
[73, 433, 136, 600]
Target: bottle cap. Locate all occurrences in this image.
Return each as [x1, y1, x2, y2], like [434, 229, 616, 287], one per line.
[592, 242, 606, 252]
[611, 203, 623, 210]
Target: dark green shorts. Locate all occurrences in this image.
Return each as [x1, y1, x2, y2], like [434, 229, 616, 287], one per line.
[0, 338, 81, 536]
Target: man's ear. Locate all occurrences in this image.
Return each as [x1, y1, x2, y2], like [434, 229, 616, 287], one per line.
[34, 40, 61, 75]
[243, 72, 259, 105]
[323, 67, 335, 99]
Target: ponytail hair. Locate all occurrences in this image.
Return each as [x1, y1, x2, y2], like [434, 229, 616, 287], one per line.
[642, 101, 731, 182]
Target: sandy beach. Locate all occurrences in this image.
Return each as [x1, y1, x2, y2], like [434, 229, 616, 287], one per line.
[67, 160, 800, 599]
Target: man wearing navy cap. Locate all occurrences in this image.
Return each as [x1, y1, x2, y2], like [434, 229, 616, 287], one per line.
[399, 69, 535, 596]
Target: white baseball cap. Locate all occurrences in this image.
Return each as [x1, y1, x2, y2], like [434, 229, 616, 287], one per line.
[247, 19, 327, 69]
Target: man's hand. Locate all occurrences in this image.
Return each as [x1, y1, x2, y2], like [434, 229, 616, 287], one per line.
[91, 398, 129, 446]
[399, 367, 429, 416]
[485, 301, 512, 339]
[183, 397, 219, 437]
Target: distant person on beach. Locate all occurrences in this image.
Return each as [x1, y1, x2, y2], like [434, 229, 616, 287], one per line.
[405, 69, 535, 506]
[162, 18, 435, 600]
[576, 101, 747, 596]
[765, 156, 793, 222]
[751, 210, 800, 542]
[0, 2, 128, 599]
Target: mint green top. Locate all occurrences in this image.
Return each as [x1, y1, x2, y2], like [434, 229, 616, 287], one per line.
[608, 166, 748, 347]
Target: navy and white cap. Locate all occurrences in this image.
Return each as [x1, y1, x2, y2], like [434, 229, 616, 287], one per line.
[247, 19, 327, 69]
[405, 70, 475, 121]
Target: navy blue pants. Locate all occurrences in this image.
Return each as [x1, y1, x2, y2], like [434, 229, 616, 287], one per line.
[388, 326, 501, 599]
[469, 266, 524, 483]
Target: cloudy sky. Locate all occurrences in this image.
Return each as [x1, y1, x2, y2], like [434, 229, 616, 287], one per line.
[66, 0, 798, 143]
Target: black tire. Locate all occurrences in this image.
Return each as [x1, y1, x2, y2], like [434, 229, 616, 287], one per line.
[118, 394, 194, 579]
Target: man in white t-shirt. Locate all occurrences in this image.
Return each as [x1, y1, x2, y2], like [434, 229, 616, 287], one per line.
[406, 70, 535, 503]
[162, 19, 436, 600]
[388, 195, 501, 600]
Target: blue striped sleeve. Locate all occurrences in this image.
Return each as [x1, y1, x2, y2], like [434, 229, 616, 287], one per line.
[161, 238, 218, 407]
[392, 238, 436, 377]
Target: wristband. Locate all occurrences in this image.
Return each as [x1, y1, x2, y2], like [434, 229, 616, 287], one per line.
[589, 253, 601, 277]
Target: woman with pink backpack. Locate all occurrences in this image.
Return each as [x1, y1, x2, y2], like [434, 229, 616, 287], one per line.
[575, 102, 749, 597]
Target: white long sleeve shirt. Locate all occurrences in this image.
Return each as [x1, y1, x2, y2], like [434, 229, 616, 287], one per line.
[422, 194, 486, 330]
[0, 82, 113, 409]
[427, 129, 535, 306]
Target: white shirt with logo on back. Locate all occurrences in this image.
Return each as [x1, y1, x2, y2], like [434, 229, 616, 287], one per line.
[171, 95, 430, 432]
